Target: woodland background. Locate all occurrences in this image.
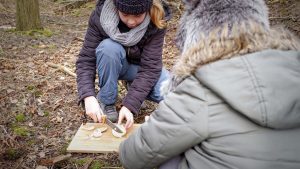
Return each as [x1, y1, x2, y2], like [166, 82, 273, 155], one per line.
[0, 0, 299, 168]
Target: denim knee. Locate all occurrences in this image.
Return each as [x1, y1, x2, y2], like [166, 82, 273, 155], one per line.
[95, 39, 126, 67]
[148, 68, 170, 102]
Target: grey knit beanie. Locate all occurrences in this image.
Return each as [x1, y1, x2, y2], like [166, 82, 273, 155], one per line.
[114, 0, 153, 15]
[176, 0, 270, 53]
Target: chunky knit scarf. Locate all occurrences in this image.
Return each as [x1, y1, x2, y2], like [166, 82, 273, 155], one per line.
[100, 0, 150, 47]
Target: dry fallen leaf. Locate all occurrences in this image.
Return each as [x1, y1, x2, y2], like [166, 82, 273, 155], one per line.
[29, 122, 34, 127]
[38, 152, 46, 158]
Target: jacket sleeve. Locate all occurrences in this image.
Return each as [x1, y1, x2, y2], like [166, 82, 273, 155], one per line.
[76, 8, 105, 104]
[119, 76, 209, 169]
[122, 28, 166, 114]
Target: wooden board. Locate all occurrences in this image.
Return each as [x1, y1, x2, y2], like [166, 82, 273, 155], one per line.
[67, 123, 141, 153]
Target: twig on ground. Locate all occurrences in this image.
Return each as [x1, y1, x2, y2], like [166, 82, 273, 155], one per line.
[15, 157, 24, 169]
[0, 57, 22, 62]
[74, 37, 84, 42]
[269, 16, 298, 20]
[47, 62, 76, 77]
[52, 154, 72, 164]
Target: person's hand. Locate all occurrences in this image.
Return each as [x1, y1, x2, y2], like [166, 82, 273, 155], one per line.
[118, 106, 134, 129]
[84, 96, 103, 123]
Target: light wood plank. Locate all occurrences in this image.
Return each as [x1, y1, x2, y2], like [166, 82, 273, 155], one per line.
[67, 123, 141, 153]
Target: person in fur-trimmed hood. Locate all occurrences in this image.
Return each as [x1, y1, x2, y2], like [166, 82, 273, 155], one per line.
[119, 0, 300, 169]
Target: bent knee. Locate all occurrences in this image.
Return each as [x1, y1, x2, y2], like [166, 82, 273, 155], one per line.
[96, 39, 126, 63]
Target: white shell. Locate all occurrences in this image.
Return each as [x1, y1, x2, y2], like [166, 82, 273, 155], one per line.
[91, 128, 103, 138]
[81, 125, 95, 131]
[112, 125, 126, 138]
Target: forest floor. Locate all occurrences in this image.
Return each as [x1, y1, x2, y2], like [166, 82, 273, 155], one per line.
[0, 0, 299, 168]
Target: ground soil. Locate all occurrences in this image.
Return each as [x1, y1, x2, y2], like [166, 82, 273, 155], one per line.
[0, 0, 299, 168]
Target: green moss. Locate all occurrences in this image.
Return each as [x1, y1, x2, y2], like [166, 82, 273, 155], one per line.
[90, 161, 104, 169]
[71, 9, 81, 17]
[27, 139, 36, 146]
[43, 124, 50, 129]
[31, 44, 40, 49]
[5, 28, 17, 33]
[48, 44, 57, 49]
[75, 159, 86, 166]
[26, 85, 43, 97]
[60, 144, 69, 155]
[13, 126, 29, 137]
[71, 158, 90, 166]
[15, 113, 26, 122]
[27, 85, 36, 91]
[44, 111, 50, 117]
[25, 28, 53, 37]
[6, 28, 53, 38]
[34, 90, 43, 97]
[3, 148, 23, 160]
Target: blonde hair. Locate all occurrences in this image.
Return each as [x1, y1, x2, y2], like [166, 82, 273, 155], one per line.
[150, 0, 166, 29]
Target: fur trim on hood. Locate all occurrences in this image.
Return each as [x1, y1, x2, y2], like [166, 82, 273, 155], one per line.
[176, 0, 270, 53]
[161, 23, 300, 96]
[161, 0, 300, 97]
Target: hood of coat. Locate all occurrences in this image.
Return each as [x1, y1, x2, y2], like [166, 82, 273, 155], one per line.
[176, 0, 269, 53]
[195, 49, 300, 129]
[161, 21, 300, 129]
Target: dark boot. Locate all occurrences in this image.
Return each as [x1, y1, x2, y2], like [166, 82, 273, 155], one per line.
[99, 101, 118, 123]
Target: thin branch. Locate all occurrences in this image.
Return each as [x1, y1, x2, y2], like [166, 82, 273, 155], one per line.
[0, 57, 22, 62]
[15, 157, 24, 169]
[74, 37, 84, 42]
[269, 16, 298, 20]
[52, 154, 72, 164]
[47, 62, 76, 77]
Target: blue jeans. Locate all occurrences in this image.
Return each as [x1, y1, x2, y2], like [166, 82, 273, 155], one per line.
[95, 39, 169, 105]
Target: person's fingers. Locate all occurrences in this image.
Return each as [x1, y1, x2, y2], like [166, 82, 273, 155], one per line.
[128, 118, 134, 129]
[118, 113, 124, 125]
[125, 118, 131, 129]
[88, 112, 97, 123]
[125, 114, 133, 129]
[95, 111, 102, 123]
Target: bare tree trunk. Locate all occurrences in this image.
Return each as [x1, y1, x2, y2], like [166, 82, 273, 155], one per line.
[16, 0, 42, 31]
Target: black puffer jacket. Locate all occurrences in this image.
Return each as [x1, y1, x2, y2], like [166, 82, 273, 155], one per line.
[76, 0, 171, 113]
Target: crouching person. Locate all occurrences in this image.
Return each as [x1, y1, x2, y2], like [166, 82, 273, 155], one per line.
[76, 0, 171, 128]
